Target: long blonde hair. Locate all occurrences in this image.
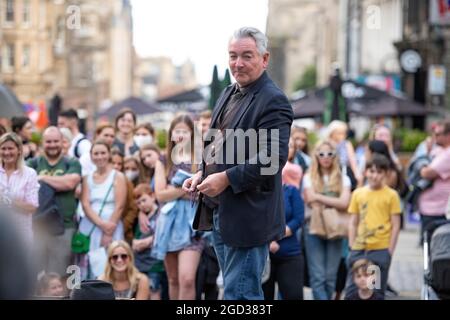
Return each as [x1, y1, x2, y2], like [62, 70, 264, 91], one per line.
[0, 132, 24, 171]
[102, 240, 141, 293]
[309, 140, 342, 195]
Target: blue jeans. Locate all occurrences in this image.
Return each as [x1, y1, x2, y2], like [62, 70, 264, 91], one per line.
[212, 212, 269, 300]
[304, 225, 343, 300]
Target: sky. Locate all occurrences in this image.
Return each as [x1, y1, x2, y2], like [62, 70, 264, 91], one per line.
[131, 0, 269, 86]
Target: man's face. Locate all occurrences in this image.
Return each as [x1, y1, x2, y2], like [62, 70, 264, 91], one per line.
[43, 131, 63, 160]
[57, 116, 71, 130]
[228, 37, 269, 87]
[434, 125, 450, 147]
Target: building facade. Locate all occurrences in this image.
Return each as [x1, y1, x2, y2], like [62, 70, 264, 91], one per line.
[0, 0, 134, 126]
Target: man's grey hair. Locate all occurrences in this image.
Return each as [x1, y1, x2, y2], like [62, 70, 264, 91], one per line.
[231, 27, 268, 55]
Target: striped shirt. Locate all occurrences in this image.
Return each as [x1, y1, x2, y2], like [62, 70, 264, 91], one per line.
[0, 165, 39, 244]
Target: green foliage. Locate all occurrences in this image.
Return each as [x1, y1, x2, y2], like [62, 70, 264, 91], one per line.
[394, 128, 427, 152]
[308, 131, 319, 148]
[30, 131, 42, 146]
[209, 65, 221, 110]
[156, 129, 167, 150]
[293, 65, 317, 91]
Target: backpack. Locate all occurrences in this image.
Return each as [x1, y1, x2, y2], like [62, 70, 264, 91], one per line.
[29, 157, 70, 236]
[74, 136, 88, 159]
[405, 155, 433, 210]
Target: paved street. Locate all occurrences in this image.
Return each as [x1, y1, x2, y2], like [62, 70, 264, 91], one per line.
[387, 227, 423, 300]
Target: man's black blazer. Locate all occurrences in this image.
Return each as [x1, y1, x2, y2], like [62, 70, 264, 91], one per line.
[193, 71, 293, 248]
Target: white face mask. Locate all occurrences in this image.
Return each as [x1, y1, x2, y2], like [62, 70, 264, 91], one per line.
[125, 170, 139, 182]
[134, 135, 153, 148]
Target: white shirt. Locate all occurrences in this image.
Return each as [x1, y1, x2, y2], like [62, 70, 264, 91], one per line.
[69, 133, 92, 159]
[79, 152, 96, 177]
[0, 165, 39, 244]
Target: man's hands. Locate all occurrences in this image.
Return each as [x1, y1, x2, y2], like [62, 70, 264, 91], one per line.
[182, 171, 202, 193]
[197, 172, 230, 198]
[182, 170, 230, 198]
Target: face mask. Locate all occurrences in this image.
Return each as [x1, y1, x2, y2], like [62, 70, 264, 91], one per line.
[125, 170, 139, 181]
[134, 135, 153, 148]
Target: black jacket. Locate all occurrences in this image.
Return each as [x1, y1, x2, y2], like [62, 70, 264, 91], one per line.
[193, 72, 293, 247]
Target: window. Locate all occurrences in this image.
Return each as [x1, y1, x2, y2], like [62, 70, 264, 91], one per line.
[6, 0, 15, 22]
[39, 44, 46, 72]
[22, 45, 30, 70]
[23, 0, 30, 24]
[2, 43, 15, 71]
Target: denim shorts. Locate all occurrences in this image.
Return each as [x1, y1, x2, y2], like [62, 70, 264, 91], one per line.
[148, 271, 163, 292]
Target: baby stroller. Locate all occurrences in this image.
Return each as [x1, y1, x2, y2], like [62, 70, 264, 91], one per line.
[422, 219, 450, 300]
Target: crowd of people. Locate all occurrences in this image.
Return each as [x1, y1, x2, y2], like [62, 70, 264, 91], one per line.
[1, 26, 450, 301]
[1, 107, 449, 300]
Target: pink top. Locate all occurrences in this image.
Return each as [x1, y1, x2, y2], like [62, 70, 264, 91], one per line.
[0, 165, 39, 243]
[419, 146, 450, 216]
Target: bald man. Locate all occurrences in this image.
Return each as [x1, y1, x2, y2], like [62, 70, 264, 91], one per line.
[28, 126, 82, 277]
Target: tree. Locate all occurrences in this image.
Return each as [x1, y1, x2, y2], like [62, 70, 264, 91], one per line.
[293, 65, 317, 91]
[221, 69, 232, 90]
[209, 65, 222, 110]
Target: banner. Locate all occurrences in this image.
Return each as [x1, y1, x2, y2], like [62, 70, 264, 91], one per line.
[430, 0, 450, 25]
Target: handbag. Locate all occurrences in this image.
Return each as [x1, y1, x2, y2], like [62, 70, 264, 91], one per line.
[71, 181, 114, 254]
[321, 207, 349, 240]
[309, 205, 349, 240]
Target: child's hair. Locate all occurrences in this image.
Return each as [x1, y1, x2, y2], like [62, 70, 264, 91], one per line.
[291, 126, 309, 154]
[135, 123, 155, 137]
[351, 259, 374, 277]
[139, 143, 161, 183]
[95, 123, 115, 138]
[199, 110, 212, 120]
[134, 183, 154, 199]
[166, 113, 195, 175]
[36, 272, 63, 296]
[365, 153, 390, 172]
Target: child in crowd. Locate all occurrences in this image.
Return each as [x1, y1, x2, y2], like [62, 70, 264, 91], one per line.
[36, 273, 66, 298]
[345, 259, 384, 300]
[345, 154, 401, 299]
[133, 184, 164, 300]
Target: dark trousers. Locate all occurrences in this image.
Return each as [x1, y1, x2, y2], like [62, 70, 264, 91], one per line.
[262, 254, 304, 300]
[196, 245, 220, 300]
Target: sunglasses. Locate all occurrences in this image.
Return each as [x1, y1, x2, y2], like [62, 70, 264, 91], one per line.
[111, 254, 129, 262]
[317, 152, 336, 159]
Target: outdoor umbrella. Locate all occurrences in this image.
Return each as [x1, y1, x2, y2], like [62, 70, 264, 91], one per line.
[97, 96, 161, 118]
[291, 80, 426, 119]
[360, 97, 427, 117]
[0, 84, 24, 118]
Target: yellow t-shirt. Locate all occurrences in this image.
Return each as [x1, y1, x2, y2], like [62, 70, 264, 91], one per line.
[348, 186, 401, 251]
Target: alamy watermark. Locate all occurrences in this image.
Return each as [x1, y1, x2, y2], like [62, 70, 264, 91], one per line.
[171, 128, 282, 176]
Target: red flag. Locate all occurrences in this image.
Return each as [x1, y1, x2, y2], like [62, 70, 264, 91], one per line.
[35, 101, 49, 130]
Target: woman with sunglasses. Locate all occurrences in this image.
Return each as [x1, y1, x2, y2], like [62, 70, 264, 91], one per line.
[99, 240, 150, 300]
[302, 140, 351, 300]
